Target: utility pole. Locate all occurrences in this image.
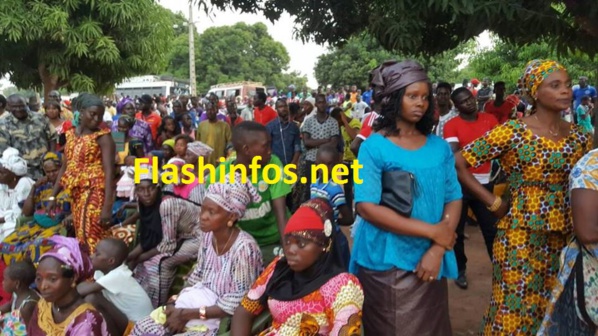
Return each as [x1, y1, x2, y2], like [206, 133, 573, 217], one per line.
[188, 2, 197, 96]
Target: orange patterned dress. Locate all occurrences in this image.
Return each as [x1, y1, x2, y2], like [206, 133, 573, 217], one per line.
[61, 128, 110, 252]
[461, 119, 591, 335]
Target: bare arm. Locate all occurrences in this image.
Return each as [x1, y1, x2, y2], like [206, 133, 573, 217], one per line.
[231, 306, 255, 336]
[572, 188, 598, 245]
[50, 155, 67, 198]
[272, 197, 288, 238]
[77, 281, 104, 297]
[98, 134, 116, 213]
[22, 187, 37, 217]
[350, 137, 364, 157]
[455, 151, 495, 206]
[448, 142, 459, 153]
[20, 300, 37, 325]
[340, 115, 359, 140]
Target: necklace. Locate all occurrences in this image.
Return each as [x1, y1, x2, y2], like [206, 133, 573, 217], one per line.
[213, 228, 236, 255]
[53, 295, 80, 313]
[534, 114, 559, 137]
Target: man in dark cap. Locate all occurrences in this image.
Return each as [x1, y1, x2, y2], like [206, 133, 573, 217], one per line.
[135, 94, 161, 141]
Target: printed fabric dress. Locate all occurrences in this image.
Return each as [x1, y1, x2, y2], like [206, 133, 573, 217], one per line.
[26, 299, 109, 335]
[1, 182, 71, 265]
[461, 119, 591, 335]
[538, 148, 598, 335]
[240, 257, 364, 336]
[61, 128, 110, 253]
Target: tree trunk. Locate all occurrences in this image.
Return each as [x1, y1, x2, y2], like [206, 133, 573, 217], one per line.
[38, 63, 59, 101]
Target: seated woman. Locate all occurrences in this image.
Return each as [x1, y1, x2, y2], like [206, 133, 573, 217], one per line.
[2, 152, 72, 265]
[130, 165, 205, 307]
[538, 149, 598, 335]
[131, 172, 263, 335]
[0, 147, 35, 241]
[232, 199, 364, 336]
[27, 236, 109, 335]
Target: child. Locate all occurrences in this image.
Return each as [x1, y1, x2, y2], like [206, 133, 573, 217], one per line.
[576, 96, 594, 134]
[161, 139, 176, 164]
[174, 134, 193, 160]
[0, 260, 39, 334]
[156, 116, 180, 147]
[180, 113, 196, 140]
[78, 238, 153, 336]
[310, 145, 353, 268]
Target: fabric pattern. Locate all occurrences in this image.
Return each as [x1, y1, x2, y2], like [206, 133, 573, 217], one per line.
[134, 197, 202, 307]
[196, 120, 232, 166]
[461, 119, 591, 335]
[61, 128, 111, 253]
[241, 257, 364, 336]
[1, 293, 38, 336]
[111, 119, 154, 153]
[539, 148, 598, 335]
[521, 60, 566, 98]
[0, 112, 57, 179]
[27, 299, 109, 336]
[300, 115, 340, 162]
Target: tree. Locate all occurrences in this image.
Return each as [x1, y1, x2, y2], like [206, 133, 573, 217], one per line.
[314, 34, 470, 89]
[0, 0, 173, 97]
[464, 38, 598, 91]
[199, 0, 598, 57]
[166, 22, 291, 93]
[270, 71, 309, 92]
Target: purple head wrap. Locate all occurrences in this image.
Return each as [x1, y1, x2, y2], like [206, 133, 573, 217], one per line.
[117, 98, 135, 115]
[205, 172, 262, 218]
[370, 60, 429, 106]
[40, 236, 94, 281]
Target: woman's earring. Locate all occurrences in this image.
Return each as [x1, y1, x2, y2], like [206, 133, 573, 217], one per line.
[71, 282, 77, 288]
[227, 221, 233, 227]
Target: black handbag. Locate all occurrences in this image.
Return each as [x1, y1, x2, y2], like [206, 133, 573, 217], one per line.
[380, 170, 415, 217]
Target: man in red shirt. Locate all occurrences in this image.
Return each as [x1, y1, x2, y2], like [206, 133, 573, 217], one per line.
[349, 109, 378, 157]
[253, 92, 277, 126]
[135, 94, 161, 141]
[445, 87, 498, 290]
[484, 81, 516, 124]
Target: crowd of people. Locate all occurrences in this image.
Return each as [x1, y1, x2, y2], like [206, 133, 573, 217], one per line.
[0, 57, 596, 336]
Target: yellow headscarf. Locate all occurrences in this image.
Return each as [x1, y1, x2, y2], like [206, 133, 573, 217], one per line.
[521, 59, 566, 99]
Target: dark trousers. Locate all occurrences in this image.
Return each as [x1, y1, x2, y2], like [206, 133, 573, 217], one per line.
[455, 182, 497, 273]
[342, 161, 354, 213]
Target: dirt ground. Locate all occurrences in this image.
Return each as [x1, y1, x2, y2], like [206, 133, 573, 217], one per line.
[449, 224, 493, 335]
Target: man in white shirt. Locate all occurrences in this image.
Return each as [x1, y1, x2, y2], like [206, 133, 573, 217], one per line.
[351, 95, 369, 121]
[78, 238, 153, 336]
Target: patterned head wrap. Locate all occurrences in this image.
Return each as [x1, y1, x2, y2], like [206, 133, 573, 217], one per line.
[0, 147, 28, 176]
[186, 141, 213, 158]
[167, 158, 186, 167]
[129, 138, 143, 150]
[117, 98, 135, 115]
[370, 60, 429, 107]
[40, 236, 93, 281]
[42, 151, 62, 166]
[205, 172, 262, 218]
[521, 59, 566, 99]
[284, 198, 334, 247]
[136, 164, 154, 182]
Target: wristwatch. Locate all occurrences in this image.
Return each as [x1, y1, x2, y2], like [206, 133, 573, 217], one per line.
[199, 306, 207, 320]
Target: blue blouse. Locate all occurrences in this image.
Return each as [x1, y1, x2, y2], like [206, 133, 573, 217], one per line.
[350, 133, 462, 279]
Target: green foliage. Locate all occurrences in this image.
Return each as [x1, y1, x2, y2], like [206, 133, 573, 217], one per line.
[465, 38, 598, 91]
[314, 34, 471, 89]
[164, 22, 292, 94]
[198, 0, 598, 57]
[270, 71, 309, 92]
[0, 0, 173, 95]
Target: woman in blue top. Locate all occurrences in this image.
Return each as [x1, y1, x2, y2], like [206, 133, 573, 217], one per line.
[350, 60, 462, 335]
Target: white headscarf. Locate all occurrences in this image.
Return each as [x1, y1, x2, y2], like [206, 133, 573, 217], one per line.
[0, 147, 28, 176]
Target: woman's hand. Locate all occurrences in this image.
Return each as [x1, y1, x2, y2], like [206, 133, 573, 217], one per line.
[415, 245, 444, 282]
[100, 206, 112, 229]
[34, 176, 48, 187]
[492, 197, 510, 219]
[430, 216, 457, 250]
[164, 308, 187, 334]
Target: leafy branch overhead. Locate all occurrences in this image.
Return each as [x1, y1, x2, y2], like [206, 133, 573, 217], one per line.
[196, 0, 598, 56]
[0, 0, 173, 96]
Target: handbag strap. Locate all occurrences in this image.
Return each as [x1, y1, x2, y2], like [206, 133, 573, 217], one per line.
[575, 243, 596, 327]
